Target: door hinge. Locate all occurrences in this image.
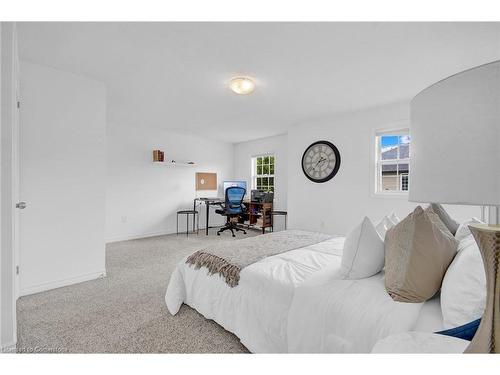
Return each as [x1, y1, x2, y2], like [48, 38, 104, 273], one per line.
[16, 265, 19, 275]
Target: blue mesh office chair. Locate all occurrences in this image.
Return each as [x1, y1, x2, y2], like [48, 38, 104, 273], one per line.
[215, 186, 247, 237]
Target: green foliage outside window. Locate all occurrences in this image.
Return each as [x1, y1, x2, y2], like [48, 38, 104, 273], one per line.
[254, 155, 275, 192]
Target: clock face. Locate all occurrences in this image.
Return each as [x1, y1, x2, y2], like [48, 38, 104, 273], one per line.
[301, 141, 341, 183]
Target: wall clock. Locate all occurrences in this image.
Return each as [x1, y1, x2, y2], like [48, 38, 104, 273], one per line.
[301, 140, 341, 183]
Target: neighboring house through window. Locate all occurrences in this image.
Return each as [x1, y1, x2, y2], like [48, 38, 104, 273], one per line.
[252, 155, 275, 192]
[375, 130, 410, 193]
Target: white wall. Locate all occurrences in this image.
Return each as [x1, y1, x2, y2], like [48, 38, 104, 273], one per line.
[106, 124, 234, 242]
[233, 134, 288, 211]
[19, 61, 106, 295]
[287, 101, 482, 235]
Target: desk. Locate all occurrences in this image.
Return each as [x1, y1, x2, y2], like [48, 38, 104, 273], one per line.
[244, 200, 273, 234]
[193, 197, 224, 235]
[194, 197, 273, 235]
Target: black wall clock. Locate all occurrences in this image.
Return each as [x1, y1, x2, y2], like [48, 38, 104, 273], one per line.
[301, 140, 341, 183]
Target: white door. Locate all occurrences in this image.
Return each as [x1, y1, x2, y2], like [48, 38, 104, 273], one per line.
[13, 30, 21, 300]
[18, 62, 106, 296]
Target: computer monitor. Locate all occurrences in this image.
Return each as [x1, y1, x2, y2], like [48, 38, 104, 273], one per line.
[223, 181, 247, 194]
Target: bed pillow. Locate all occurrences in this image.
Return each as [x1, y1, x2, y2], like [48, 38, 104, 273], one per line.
[375, 216, 394, 240]
[455, 217, 484, 242]
[340, 217, 385, 279]
[441, 235, 486, 329]
[388, 212, 401, 225]
[436, 318, 481, 341]
[427, 203, 460, 236]
[385, 206, 459, 303]
[375, 212, 400, 240]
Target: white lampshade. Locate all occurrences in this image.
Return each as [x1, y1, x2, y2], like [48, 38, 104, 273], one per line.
[409, 61, 500, 206]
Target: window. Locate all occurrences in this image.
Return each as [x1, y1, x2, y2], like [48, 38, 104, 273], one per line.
[375, 131, 410, 193]
[252, 155, 275, 192]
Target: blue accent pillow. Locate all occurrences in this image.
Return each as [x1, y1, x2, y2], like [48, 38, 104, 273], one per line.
[435, 318, 481, 341]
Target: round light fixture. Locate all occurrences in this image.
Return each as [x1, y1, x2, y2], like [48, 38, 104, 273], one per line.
[229, 77, 255, 95]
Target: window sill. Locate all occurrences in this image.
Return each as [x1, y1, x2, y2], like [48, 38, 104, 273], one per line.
[372, 191, 409, 199]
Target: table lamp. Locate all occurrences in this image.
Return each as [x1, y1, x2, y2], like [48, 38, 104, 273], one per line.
[409, 60, 500, 353]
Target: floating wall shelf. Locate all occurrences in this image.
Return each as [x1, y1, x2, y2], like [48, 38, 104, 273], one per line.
[152, 160, 196, 167]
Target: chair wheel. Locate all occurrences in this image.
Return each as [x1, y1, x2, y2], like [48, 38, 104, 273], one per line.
[232, 234, 235, 237]
[243, 231, 247, 234]
[217, 232, 220, 236]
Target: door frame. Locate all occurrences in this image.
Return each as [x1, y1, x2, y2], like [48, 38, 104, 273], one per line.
[0, 21, 19, 352]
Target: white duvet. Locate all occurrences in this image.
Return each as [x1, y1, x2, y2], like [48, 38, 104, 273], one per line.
[165, 235, 431, 353]
[287, 270, 424, 352]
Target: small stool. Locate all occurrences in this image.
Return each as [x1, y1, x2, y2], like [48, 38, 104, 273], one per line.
[271, 210, 287, 232]
[177, 210, 199, 236]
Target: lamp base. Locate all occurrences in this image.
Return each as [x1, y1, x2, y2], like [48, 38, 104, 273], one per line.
[464, 224, 500, 353]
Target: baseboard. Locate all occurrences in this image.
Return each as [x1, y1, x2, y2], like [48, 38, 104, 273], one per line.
[1, 341, 17, 353]
[105, 224, 223, 243]
[20, 270, 106, 297]
[106, 229, 175, 243]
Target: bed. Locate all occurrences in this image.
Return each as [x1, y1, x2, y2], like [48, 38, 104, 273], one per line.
[165, 230, 444, 353]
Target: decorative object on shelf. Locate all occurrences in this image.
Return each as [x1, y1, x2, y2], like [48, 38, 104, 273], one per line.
[301, 140, 341, 183]
[153, 160, 195, 166]
[409, 60, 500, 353]
[196, 172, 217, 191]
[152, 151, 195, 166]
[152, 149, 165, 162]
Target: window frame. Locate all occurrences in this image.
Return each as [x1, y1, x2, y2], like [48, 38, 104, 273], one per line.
[374, 128, 410, 196]
[251, 154, 275, 192]
[400, 173, 409, 191]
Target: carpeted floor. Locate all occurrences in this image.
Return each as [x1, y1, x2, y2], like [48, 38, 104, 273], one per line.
[16, 229, 259, 353]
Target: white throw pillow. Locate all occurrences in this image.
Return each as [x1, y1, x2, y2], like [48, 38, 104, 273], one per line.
[455, 217, 484, 242]
[375, 216, 395, 240]
[340, 217, 385, 279]
[441, 235, 486, 329]
[375, 212, 400, 240]
[388, 212, 401, 225]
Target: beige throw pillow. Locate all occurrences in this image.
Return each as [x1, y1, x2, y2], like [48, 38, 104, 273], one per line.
[385, 206, 459, 303]
[428, 203, 460, 236]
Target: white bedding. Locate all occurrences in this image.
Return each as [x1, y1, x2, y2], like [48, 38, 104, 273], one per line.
[166, 237, 345, 353]
[287, 269, 425, 352]
[166, 234, 443, 353]
[371, 332, 468, 353]
[414, 295, 444, 332]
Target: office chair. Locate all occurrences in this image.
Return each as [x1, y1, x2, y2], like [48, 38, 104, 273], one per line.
[216, 186, 247, 237]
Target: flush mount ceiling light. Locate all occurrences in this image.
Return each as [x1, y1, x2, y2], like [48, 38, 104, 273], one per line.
[229, 77, 255, 95]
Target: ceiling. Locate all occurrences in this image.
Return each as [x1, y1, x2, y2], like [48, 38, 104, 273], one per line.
[17, 22, 500, 143]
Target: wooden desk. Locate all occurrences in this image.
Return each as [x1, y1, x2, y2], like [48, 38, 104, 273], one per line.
[194, 197, 273, 235]
[244, 200, 273, 234]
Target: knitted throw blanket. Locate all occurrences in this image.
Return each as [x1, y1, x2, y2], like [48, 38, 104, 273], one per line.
[186, 230, 333, 287]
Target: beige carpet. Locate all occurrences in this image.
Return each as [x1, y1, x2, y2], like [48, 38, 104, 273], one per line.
[16, 229, 259, 353]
